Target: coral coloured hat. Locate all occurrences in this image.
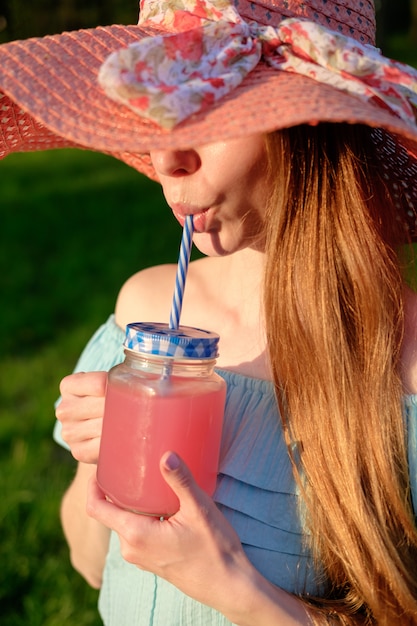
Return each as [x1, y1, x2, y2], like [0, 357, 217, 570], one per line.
[1, 0, 417, 233]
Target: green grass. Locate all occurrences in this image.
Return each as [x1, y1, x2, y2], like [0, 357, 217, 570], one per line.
[0, 149, 181, 355]
[383, 33, 417, 67]
[0, 148, 196, 625]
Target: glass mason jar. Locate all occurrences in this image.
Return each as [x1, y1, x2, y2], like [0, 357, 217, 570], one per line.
[96, 322, 226, 518]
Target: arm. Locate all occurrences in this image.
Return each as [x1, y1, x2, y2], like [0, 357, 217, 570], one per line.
[61, 462, 110, 589]
[56, 371, 111, 588]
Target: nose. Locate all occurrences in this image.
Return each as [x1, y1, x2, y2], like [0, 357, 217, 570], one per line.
[150, 148, 201, 177]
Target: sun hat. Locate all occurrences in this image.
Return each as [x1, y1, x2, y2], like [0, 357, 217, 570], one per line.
[1, 0, 417, 234]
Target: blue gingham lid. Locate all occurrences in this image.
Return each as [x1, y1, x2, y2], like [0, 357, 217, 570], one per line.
[124, 322, 220, 359]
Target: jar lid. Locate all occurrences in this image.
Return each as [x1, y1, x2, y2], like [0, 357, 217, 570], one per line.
[124, 322, 220, 359]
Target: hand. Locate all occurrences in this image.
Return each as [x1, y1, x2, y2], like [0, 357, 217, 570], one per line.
[86, 451, 253, 615]
[55, 371, 107, 464]
[87, 452, 315, 625]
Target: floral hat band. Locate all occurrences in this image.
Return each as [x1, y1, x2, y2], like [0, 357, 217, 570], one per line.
[98, 0, 417, 129]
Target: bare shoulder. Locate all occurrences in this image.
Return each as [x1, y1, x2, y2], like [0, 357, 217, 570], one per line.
[114, 257, 217, 329]
[114, 256, 227, 331]
[401, 287, 417, 394]
[115, 264, 178, 328]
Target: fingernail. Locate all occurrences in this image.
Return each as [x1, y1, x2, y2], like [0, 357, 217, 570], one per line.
[165, 452, 180, 470]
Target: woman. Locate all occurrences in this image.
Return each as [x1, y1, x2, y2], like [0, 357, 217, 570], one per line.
[1, 0, 417, 623]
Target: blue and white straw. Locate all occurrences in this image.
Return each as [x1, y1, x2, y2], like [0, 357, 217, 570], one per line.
[169, 215, 194, 329]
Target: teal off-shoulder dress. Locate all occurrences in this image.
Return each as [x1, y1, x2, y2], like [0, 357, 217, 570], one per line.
[54, 315, 417, 626]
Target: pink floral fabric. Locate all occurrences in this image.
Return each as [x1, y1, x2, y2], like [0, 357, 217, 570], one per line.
[98, 0, 417, 129]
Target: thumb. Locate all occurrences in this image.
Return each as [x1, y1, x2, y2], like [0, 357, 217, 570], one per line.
[160, 451, 205, 510]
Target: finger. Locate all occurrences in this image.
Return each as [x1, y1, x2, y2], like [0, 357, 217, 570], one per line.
[86, 476, 115, 525]
[60, 416, 103, 443]
[69, 437, 101, 464]
[55, 394, 105, 422]
[86, 476, 154, 536]
[160, 452, 210, 516]
[59, 371, 108, 398]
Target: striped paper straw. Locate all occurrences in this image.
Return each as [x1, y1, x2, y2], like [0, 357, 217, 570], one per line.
[169, 215, 194, 329]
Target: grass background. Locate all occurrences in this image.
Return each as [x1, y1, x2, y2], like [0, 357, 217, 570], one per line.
[1, 36, 417, 626]
[0, 149, 195, 625]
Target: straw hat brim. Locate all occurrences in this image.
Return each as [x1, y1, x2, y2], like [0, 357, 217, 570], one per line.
[1, 23, 417, 183]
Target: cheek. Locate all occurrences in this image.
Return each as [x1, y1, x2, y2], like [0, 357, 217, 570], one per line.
[226, 162, 269, 207]
[240, 169, 271, 221]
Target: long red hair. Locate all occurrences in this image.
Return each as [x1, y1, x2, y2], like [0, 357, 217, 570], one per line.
[264, 124, 417, 624]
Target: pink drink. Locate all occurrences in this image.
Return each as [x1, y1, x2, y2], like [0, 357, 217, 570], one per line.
[97, 376, 226, 517]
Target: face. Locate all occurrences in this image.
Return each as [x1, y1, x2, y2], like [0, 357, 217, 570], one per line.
[150, 135, 270, 256]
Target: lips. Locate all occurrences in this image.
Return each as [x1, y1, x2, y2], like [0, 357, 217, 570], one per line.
[190, 209, 211, 233]
[170, 204, 211, 233]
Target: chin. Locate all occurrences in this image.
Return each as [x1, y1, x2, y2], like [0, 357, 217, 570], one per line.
[193, 233, 243, 257]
